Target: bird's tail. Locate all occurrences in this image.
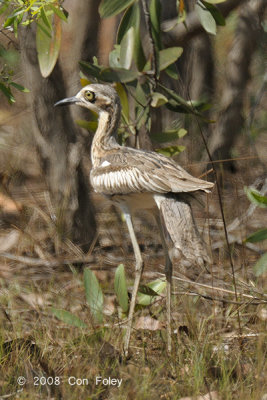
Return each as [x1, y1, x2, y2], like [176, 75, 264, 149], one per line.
[155, 194, 211, 266]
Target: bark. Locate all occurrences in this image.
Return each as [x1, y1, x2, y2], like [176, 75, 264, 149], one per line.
[19, 23, 96, 250]
[61, 0, 101, 144]
[207, 0, 267, 170]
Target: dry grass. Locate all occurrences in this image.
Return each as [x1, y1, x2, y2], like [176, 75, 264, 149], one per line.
[0, 110, 266, 399]
[0, 152, 267, 400]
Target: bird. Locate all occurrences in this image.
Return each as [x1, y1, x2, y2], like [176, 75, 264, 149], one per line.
[55, 83, 214, 356]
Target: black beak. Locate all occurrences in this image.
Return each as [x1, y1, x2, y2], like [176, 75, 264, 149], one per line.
[54, 96, 78, 107]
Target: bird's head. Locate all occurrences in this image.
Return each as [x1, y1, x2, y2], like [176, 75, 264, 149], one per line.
[54, 83, 120, 114]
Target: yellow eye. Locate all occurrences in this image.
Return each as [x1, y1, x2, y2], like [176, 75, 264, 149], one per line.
[84, 90, 95, 102]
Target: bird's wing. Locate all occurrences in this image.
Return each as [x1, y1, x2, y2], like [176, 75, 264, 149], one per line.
[90, 147, 214, 195]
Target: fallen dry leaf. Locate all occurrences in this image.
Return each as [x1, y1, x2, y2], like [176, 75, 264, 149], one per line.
[135, 315, 163, 331]
[258, 308, 267, 321]
[103, 295, 116, 316]
[0, 230, 20, 252]
[19, 293, 49, 309]
[0, 263, 12, 279]
[0, 192, 21, 213]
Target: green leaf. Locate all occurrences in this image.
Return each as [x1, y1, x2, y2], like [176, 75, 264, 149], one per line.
[40, 6, 52, 30]
[9, 82, 29, 92]
[0, 2, 9, 16]
[100, 67, 138, 83]
[114, 264, 129, 313]
[109, 45, 121, 69]
[254, 252, 267, 277]
[84, 268, 104, 323]
[3, 16, 16, 29]
[138, 278, 166, 306]
[36, 20, 52, 38]
[201, 1, 225, 26]
[138, 285, 159, 297]
[117, 2, 139, 43]
[177, 0, 186, 24]
[79, 61, 102, 80]
[165, 63, 179, 80]
[117, 3, 146, 71]
[120, 27, 135, 69]
[151, 128, 187, 143]
[196, 1, 217, 35]
[204, 0, 227, 3]
[158, 83, 201, 116]
[246, 229, 267, 243]
[156, 145, 185, 157]
[99, 0, 136, 18]
[49, 4, 68, 22]
[76, 119, 98, 131]
[135, 82, 149, 129]
[245, 187, 267, 208]
[159, 47, 183, 71]
[0, 83, 15, 103]
[51, 308, 87, 328]
[149, 0, 162, 50]
[36, 14, 61, 77]
[143, 47, 183, 73]
[80, 77, 91, 87]
[115, 82, 129, 120]
[151, 92, 168, 107]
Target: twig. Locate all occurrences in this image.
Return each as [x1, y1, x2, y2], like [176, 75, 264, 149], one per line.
[172, 291, 266, 305]
[156, 272, 266, 302]
[0, 390, 24, 400]
[0, 252, 95, 267]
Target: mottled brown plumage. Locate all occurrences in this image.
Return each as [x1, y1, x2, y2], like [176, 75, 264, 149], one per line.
[55, 83, 214, 356]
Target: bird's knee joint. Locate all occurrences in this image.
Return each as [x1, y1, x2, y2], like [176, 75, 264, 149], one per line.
[135, 258, 143, 272]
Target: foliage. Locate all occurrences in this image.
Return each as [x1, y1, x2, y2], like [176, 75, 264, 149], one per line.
[0, 0, 227, 148]
[52, 264, 166, 328]
[114, 263, 129, 313]
[0, 0, 67, 99]
[78, 0, 225, 155]
[245, 187, 267, 276]
[84, 268, 104, 323]
[0, 45, 29, 103]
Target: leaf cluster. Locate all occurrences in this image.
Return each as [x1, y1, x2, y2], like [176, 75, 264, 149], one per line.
[51, 264, 166, 328]
[0, 45, 29, 103]
[0, 0, 67, 98]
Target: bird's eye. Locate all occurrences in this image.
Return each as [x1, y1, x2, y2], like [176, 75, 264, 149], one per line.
[84, 90, 96, 102]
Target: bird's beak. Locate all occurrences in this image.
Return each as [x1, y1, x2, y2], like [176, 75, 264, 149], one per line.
[54, 96, 79, 107]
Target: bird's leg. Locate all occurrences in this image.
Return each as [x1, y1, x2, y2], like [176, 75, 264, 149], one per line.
[122, 210, 144, 357]
[155, 213, 173, 354]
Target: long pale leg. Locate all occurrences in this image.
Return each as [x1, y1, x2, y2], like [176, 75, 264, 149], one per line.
[155, 213, 173, 354]
[122, 210, 144, 357]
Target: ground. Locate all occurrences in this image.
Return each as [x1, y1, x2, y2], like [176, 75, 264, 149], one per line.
[0, 115, 266, 399]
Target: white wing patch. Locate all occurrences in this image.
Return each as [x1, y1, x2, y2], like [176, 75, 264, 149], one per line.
[100, 160, 111, 167]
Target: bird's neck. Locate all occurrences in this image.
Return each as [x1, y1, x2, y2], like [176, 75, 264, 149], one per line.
[91, 104, 120, 167]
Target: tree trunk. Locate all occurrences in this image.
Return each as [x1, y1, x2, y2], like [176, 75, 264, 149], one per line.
[19, 23, 96, 251]
[207, 0, 267, 171]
